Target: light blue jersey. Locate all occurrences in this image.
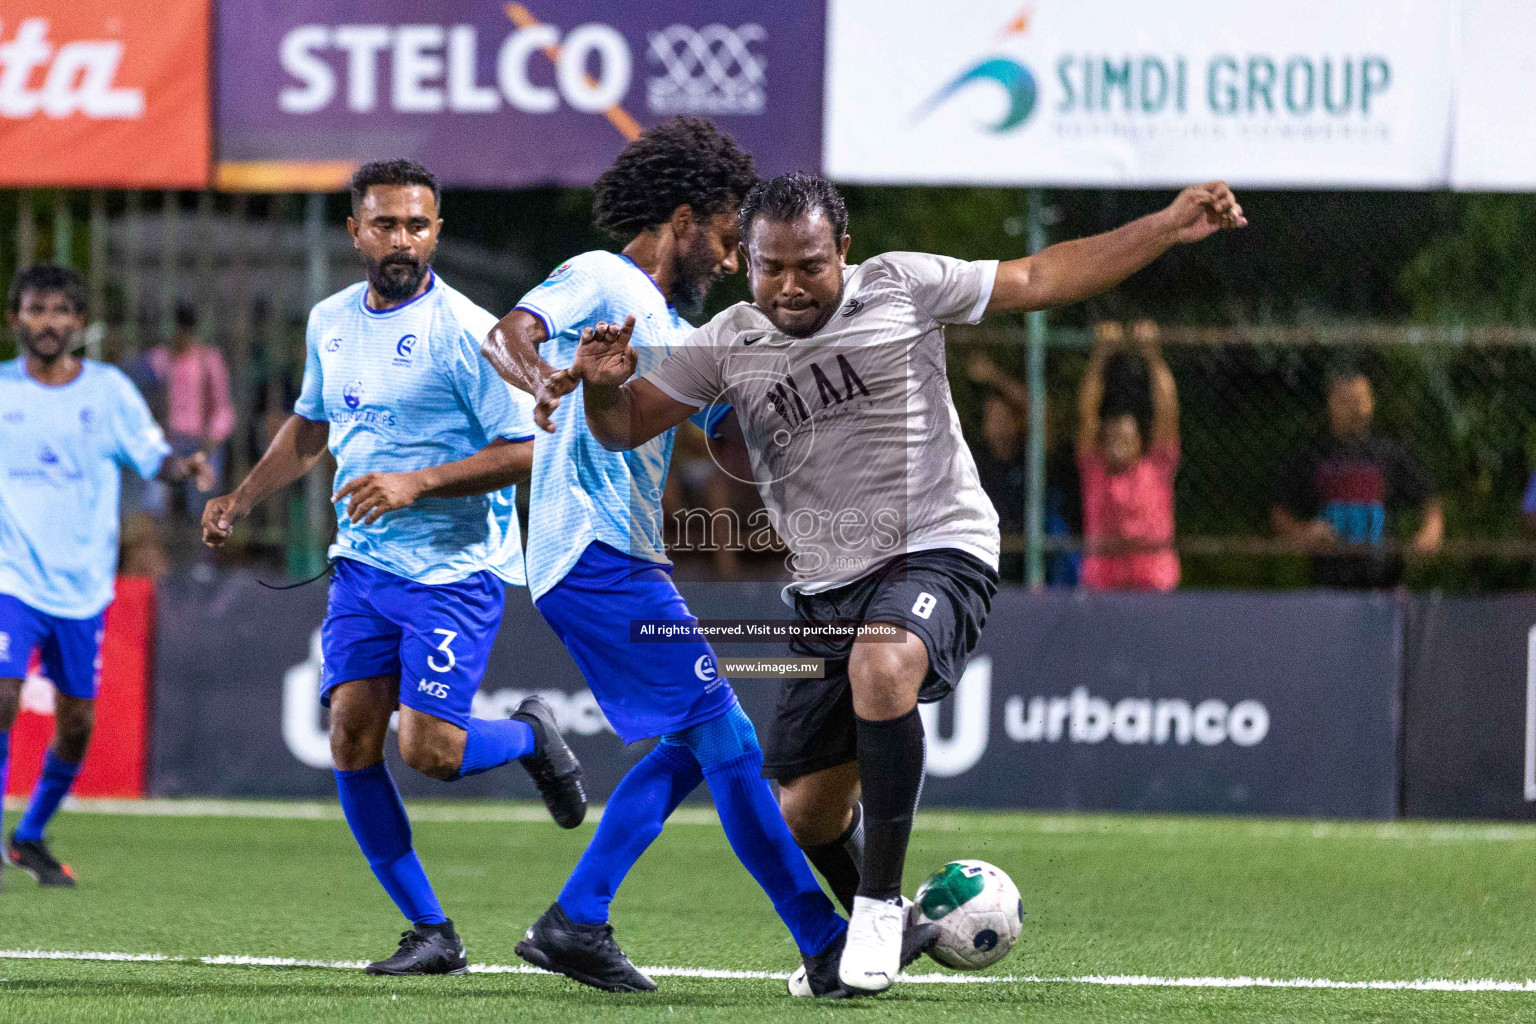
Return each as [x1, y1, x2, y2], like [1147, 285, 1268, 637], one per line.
[515, 250, 724, 601]
[296, 272, 535, 586]
[0, 359, 170, 618]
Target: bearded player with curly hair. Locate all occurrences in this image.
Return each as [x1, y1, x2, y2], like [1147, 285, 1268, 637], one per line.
[482, 119, 909, 995]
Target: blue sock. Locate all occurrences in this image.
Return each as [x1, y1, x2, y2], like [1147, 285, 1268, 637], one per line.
[14, 749, 82, 843]
[678, 703, 846, 957]
[0, 731, 9, 839]
[451, 717, 536, 780]
[558, 742, 702, 925]
[334, 762, 447, 927]
[704, 752, 847, 956]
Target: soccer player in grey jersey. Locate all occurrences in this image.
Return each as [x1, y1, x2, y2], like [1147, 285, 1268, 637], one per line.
[558, 172, 1245, 993]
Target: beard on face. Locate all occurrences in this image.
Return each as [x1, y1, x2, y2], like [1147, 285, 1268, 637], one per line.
[668, 235, 723, 323]
[19, 323, 71, 362]
[365, 250, 431, 303]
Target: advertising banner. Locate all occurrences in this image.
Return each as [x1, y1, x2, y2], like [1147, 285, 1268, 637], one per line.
[0, 3, 210, 188]
[825, 0, 1457, 188]
[1401, 595, 1536, 819]
[8, 577, 155, 799]
[153, 576, 1400, 818]
[919, 590, 1402, 817]
[215, 0, 824, 191]
[1450, 0, 1536, 191]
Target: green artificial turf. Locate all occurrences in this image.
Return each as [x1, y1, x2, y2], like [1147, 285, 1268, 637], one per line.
[1, 804, 1534, 1022]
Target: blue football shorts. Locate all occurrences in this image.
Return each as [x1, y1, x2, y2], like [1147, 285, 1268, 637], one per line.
[320, 557, 504, 729]
[536, 541, 735, 744]
[0, 593, 105, 700]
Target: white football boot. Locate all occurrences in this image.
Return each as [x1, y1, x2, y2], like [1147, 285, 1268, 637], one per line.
[837, 896, 907, 993]
[789, 898, 928, 997]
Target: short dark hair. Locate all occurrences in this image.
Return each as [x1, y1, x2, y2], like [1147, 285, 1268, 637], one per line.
[1325, 367, 1371, 395]
[349, 158, 441, 214]
[174, 301, 198, 330]
[592, 117, 756, 240]
[739, 172, 849, 244]
[8, 264, 86, 315]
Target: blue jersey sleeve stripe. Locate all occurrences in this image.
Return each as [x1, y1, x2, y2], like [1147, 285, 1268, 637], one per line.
[499, 432, 537, 443]
[516, 303, 557, 340]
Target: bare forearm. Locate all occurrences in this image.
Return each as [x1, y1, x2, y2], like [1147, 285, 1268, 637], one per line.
[232, 415, 328, 511]
[1147, 355, 1179, 443]
[994, 209, 1177, 314]
[482, 310, 554, 396]
[412, 440, 532, 497]
[585, 380, 639, 451]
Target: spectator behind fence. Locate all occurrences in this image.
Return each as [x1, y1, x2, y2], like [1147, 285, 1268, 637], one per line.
[143, 302, 235, 520]
[1076, 320, 1181, 591]
[965, 351, 1080, 586]
[1272, 370, 1443, 589]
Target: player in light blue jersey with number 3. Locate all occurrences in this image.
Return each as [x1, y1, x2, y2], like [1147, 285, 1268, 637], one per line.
[483, 119, 868, 996]
[0, 265, 212, 889]
[203, 161, 585, 976]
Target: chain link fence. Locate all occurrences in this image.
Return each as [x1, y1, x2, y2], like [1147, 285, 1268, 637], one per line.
[951, 323, 1536, 591]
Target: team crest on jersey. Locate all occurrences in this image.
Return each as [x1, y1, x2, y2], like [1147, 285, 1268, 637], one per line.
[325, 337, 343, 353]
[547, 261, 574, 281]
[343, 380, 365, 409]
[840, 297, 865, 318]
[393, 333, 418, 366]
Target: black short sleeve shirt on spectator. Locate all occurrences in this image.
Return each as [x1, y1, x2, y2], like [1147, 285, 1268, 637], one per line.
[1275, 435, 1434, 589]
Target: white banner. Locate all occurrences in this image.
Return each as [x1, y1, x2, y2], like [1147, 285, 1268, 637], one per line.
[825, 0, 1458, 188]
[1452, 0, 1536, 191]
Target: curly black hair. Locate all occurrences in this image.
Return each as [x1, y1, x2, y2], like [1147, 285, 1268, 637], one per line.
[8, 264, 86, 315]
[592, 117, 756, 240]
[349, 158, 441, 214]
[738, 172, 848, 242]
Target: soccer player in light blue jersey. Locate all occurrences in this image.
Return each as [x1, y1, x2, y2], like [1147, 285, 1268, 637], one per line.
[481, 119, 859, 995]
[202, 160, 585, 975]
[0, 265, 213, 888]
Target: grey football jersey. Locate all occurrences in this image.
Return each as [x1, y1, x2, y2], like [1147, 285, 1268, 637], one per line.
[645, 251, 1002, 593]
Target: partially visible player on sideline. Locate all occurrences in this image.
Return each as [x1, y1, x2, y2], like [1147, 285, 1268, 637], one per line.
[481, 119, 870, 996]
[0, 264, 213, 887]
[564, 173, 1246, 993]
[202, 160, 585, 975]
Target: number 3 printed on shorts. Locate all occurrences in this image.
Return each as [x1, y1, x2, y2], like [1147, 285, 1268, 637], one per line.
[427, 629, 458, 673]
[911, 592, 937, 620]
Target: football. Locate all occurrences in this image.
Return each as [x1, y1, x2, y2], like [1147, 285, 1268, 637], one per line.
[914, 859, 1024, 970]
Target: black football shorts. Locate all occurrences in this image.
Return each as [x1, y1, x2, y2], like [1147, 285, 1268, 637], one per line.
[760, 548, 997, 783]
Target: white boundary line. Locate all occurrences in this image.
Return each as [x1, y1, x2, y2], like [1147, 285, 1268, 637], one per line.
[1, 949, 1534, 993]
[11, 798, 1536, 845]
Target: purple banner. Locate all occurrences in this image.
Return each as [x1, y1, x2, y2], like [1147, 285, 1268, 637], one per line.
[216, 0, 825, 189]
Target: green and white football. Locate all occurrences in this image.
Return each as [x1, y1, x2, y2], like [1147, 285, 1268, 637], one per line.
[914, 859, 1024, 970]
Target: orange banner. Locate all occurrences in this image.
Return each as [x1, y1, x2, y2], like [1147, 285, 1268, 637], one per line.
[0, 3, 210, 188]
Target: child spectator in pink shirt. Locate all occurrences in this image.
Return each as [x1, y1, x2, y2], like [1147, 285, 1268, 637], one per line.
[1076, 320, 1181, 591]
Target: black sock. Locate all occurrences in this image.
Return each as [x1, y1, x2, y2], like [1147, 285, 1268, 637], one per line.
[854, 709, 926, 903]
[803, 801, 864, 913]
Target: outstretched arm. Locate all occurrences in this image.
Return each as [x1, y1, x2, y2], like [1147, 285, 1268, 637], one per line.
[332, 438, 533, 526]
[575, 317, 699, 451]
[988, 183, 1246, 315]
[202, 414, 330, 545]
[1076, 323, 1120, 457]
[1136, 321, 1179, 449]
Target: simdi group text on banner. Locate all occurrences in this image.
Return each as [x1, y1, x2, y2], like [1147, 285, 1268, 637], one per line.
[825, 0, 1457, 188]
[215, 0, 825, 191]
[0, 3, 210, 188]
